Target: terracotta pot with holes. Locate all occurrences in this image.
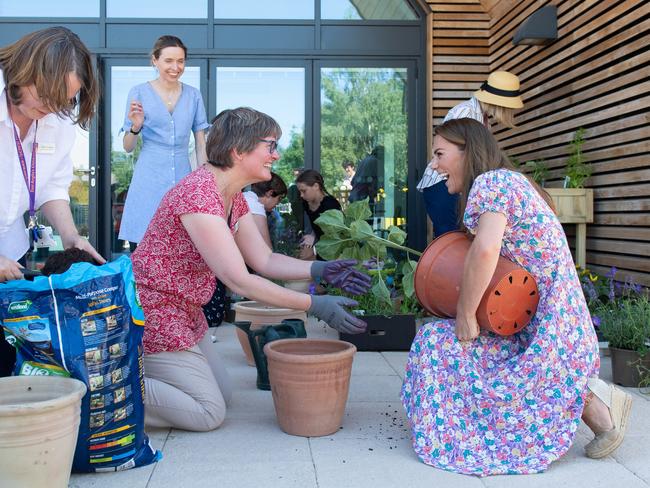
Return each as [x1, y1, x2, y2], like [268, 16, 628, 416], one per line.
[414, 231, 539, 335]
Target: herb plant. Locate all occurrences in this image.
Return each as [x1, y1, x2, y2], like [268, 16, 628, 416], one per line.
[564, 128, 591, 188]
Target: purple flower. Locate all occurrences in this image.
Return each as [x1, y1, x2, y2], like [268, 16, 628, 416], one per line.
[591, 315, 601, 328]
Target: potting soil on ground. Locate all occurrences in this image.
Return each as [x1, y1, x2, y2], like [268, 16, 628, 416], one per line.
[0, 256, 160, 472]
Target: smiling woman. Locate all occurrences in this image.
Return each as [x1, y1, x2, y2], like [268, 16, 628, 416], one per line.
[129, 106, 371, 432]
[0, 26, 103, 375]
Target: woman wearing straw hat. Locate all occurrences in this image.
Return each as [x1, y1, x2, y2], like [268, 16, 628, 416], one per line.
[417, 70, 523, 237]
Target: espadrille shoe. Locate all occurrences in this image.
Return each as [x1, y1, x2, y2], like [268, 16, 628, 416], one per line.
[585, 384, 632, 459]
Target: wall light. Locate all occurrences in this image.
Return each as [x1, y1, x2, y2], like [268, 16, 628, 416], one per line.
[513, 5, 558, 46]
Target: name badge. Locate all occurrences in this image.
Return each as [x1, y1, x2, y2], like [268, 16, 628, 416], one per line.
[37, 143, 56, 154]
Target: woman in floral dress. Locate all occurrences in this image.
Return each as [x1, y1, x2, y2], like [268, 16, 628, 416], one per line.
[402, 118, 632, 476]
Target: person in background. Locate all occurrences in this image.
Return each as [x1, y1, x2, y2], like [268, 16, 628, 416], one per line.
[243, 172, 287, 249]
[131, 107, 371, 432]
[0, 27, 104, 376]
[402, 118, 631, 476]
[417, 70, 524, 237]
[119, 35, 209, 246]
[341, 160, 355, 190]
[296, 169, 341, 260]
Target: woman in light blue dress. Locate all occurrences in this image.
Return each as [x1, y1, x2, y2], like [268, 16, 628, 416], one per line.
[119, 35, 209, 244]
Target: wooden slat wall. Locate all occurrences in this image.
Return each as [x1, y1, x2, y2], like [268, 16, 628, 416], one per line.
[426, 0, 650, 286]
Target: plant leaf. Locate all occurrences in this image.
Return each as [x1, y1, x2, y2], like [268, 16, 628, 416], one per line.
[314, 209, 349, 237]
[371, 274, 393, 311]
[344, 198, 372, 223]
[401, 259, 417, 298]
[315, 238, 346, 261]
[349, 220, 374, 241]
[387, 226, 406, 246]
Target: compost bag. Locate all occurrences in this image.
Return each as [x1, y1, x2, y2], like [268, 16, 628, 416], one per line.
[0, 255, 160, 472]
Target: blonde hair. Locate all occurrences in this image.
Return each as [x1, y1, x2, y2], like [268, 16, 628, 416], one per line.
[479, 101, 516, 128]
[0, 27, 98, 129]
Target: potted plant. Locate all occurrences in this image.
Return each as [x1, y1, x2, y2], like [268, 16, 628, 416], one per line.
[524, 159, 549, 186]
[592, 288, 650, 387]
[314, 198, 424, 350]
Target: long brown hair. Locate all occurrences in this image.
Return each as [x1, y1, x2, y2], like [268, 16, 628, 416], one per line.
[434, 118, 554, 227]
[0, 27, 98, 129]
[296, 169, 329, 195]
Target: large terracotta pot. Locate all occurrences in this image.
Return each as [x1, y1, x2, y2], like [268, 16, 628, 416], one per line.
[0, 376, 86, 488]
[265, 339, 356, 437]
[233, 301, 307, 366]
[414, 231, 539, 335]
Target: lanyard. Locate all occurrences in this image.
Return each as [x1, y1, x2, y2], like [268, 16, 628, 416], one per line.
[8, 98, 39, 227]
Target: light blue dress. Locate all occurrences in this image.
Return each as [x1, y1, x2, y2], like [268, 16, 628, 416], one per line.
[119, 82, 209, 243]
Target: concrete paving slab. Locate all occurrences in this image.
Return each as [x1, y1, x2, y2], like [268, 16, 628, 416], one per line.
[381, 351, 409, 378]
[348, 374, 403, 402]
[351, 351, 395, 376]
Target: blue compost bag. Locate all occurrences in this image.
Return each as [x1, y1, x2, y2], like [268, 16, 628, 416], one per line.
[0, 255, 161, 472]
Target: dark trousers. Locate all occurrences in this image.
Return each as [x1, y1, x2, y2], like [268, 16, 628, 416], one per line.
[0, 255, 25, 377]
[422, 181, 460, 238]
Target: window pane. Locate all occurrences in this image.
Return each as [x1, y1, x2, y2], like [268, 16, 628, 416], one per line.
[216, 66, 305, 249]
[320, 67, 409, 242]
[214, 0, 314, 19]
[0, 0, 99, 17]
[322, 0, 417, 20]
[107, 0, 206, 18]
[109, 66, 201, 257]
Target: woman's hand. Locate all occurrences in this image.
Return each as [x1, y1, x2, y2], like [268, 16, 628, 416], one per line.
[64, 235, 106, 264]
[127, 100, 144, 131]
[311, 259, 372, 295]
[0, 255, 24, 282]
[300, 233, 315, 248]
[455, 307, 480, 341]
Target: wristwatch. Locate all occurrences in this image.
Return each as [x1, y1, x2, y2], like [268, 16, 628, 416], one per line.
[129, 126, 142, 135]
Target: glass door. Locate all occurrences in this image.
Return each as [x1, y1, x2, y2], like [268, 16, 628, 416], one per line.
[316, 61, 415, 242]
[211, 60, 309, 246]
[101, 58, 206, 258]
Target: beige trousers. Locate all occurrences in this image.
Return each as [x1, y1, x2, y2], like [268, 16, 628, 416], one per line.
[143, 330, 232, 432]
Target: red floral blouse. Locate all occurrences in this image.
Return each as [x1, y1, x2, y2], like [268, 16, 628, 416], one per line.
[132, 165, 249, 354]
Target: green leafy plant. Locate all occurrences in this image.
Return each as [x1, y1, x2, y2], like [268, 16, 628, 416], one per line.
[315, 198, 423, 315]
[564, 128, 591, 188]
[524, 159, 549, 185]
[593, 295, 650, 354]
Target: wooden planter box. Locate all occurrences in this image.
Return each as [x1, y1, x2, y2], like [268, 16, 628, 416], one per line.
[339, 314, 416, 351]
[545, 188, 594, 267]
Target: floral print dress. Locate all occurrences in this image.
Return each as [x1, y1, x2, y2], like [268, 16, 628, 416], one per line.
[402, 169, 599, 476]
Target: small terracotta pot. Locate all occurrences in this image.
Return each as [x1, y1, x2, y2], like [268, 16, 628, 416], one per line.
[233, 301, 307, 366]
[414, 231, 539, 335]
[265, 339, 356, 437]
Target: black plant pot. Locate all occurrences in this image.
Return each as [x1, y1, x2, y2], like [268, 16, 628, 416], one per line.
[610, 347, 650, 387]
[339, 314, 416, 351]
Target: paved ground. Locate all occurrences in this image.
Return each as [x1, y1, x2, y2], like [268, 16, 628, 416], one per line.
[70, 319, 650, 488]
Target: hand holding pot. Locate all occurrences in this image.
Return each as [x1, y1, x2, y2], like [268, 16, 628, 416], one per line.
[311, 259, 372, 295]
[308, 295, 367, 334]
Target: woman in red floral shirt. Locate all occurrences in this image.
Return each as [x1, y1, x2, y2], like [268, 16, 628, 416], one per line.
[132, 107, 370, 432]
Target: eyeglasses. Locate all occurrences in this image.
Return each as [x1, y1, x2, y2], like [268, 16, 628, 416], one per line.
[258, 138, 279, 154]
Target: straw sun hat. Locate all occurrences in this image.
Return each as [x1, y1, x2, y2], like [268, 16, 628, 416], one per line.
[474, 71, 524, 109]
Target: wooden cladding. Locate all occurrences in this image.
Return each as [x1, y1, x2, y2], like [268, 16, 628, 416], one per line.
[426, 0, 650, 286]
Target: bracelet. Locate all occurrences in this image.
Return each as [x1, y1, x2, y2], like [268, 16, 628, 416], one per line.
[129, 126, 142, 135]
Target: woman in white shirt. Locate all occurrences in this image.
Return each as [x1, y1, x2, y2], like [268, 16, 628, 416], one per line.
[242, 172, 287, 249]
[0, 27, 103, 375]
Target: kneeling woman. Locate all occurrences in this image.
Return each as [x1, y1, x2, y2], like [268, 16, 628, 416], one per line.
[401, 118, 631, 476]
[132, 107, 370, 432]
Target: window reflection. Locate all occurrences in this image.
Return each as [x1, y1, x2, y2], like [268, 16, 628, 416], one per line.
[214, 0, 314, 20]
[0, 0, 99, 17]
[107, 0, 206, 18]
[321, 0, 417, 20]
[320, 67, 408, 234]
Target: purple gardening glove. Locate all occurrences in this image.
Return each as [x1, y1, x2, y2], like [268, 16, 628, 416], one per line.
[310, 259, 372, 295]
[308, 295, 367, 334]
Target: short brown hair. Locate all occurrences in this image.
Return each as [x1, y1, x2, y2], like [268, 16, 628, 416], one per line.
[251, 172, 287, 197]
[0, 27, 98, 129]
[151, 35, 187, 60]
[206, 107, 281, 168]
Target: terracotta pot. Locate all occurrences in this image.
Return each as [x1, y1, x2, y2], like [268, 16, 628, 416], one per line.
[233, 301, 307, 366]
[265, 339, 355, 437]
[610, 347, 650, 387]
[414, 231, 539, 335]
